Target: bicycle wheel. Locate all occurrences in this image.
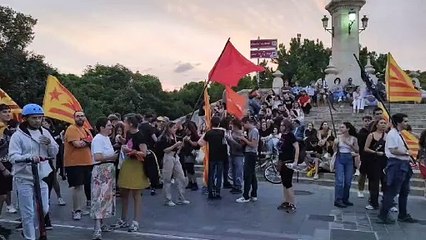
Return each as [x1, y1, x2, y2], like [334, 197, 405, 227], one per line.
[264, 164, 282, 184]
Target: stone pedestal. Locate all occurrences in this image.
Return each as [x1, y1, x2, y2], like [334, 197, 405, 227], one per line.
[324, 56, 339, 89]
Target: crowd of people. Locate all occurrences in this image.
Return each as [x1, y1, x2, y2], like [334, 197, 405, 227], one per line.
[0, 80, 425, 239]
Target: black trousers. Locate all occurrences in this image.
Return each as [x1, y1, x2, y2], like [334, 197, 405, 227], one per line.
[243, 153, 258, 199]
[367, 157, 387, 207]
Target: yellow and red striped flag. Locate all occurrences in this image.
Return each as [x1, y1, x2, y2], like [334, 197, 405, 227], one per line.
[385, 53, 422, 103]
[0, 88, 22, 122]
[377, 102, 419, 158]
[43, 75, 92, 129]
[202, 86, 211, 186]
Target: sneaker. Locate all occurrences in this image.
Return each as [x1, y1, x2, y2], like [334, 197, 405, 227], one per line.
[357, 191, 365, 198]
[176, 200, 190, 205]
[111, 219, 129, 229]
[354, 169, 360, 176]
[251, 197, 258, 202]
[365, 204, 377, 210]
[72, 210, 82, 221]
[82, 210, 90, 216]
[6, 205, 17, 214]
[58, 198, 66, 206]
[92, 229, 102, 240]
[277, 202, 290, 210]
[286, 203, 297, 213]
[165, 200, 176, 207]
[390, 207, 398, 213]
[313, 174, 319, 180]
[343, 201, 354, 206]
[398, 214, 418, 223]
[150, 189, 156, 196]
[100, 225, 113, 232]
[128, 221, 139, 232]
[44, 216, 53, 230]
[236, 197, 250, 203]
[334, 202, 347, 208]
[86, 200, 91, 209]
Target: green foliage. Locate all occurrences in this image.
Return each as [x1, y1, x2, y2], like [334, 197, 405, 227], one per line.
[273, 38, 331, 86]
[0, 6, 37, 50]
[359, 47, 387, 80]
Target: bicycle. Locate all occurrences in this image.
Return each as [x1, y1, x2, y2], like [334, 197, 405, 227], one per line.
[227, 148, 282, 185]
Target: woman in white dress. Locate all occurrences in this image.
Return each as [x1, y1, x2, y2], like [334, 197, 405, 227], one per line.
[90, 117, 118, 240]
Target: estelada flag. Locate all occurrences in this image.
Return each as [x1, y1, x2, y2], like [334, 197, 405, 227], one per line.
[43, 75, 92, 129]
[226, 86, 247, 119]
[208, 39, 265, 87]
[202, 86, 211, 186]
[385, 53, 422, 103]
[0, 88, 22, 122]
[377, 102, 419, 159]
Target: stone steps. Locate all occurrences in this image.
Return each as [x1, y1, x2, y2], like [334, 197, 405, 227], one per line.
[193, 165, 426, 197]
[304, 105, 426, 134]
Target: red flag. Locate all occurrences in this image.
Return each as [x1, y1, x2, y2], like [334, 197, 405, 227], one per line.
[226, 86, 247, 119]
[209, 40, 265, 87]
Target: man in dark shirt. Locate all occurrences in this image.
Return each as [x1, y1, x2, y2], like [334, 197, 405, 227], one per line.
[357, 115, 373, 198]
[199, 116, 228, 199]
[138, 114, 161, 195]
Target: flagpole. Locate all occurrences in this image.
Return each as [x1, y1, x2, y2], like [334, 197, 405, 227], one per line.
[385, 53, 391, 115]
[189, 38, 231, 119]
[354, 54, 415, 163]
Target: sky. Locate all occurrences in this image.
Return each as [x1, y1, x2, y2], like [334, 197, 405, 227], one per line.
[2, 0, 425, 90]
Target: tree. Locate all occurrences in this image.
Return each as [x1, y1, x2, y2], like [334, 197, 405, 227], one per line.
[0, 6, 37, 50]
[272, 37, 331, 86]
[0, 6, 55, 107]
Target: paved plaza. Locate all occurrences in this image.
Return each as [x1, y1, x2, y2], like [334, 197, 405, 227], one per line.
[1, 181, 425, 240]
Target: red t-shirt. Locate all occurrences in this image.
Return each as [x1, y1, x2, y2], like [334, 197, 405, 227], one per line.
[298, 95, 311, 105]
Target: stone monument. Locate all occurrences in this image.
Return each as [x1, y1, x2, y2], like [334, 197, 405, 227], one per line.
[323, 0, 368, 87]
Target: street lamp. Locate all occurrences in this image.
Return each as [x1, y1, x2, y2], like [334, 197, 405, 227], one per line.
[359, 15, 369, 32]
[321, 15, 334, 37]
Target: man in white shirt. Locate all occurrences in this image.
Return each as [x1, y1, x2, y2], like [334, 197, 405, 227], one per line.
[378, 113, 417, 224]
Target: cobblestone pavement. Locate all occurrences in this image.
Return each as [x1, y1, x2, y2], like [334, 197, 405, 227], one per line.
[1, 181, 425, 240]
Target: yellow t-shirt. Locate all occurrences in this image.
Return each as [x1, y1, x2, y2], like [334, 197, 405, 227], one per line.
[64, 124, 93, 167]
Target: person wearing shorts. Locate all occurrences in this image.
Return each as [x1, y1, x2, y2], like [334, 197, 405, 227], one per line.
[276, 119, 300, 213]
[64, 111, 93, 221]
